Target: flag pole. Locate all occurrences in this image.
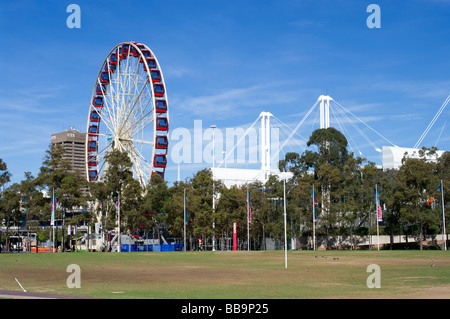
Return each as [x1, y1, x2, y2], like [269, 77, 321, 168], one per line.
[51, 189, 55, 253]
[376, 184, 380, 251]
[440, 180, 447, 251]
[312, 185, 316, 251]
[283, 178, 287, 268]
[247, 185, 250, 251]
[117, 192, 121, 252]
[184, 188, 186, 252]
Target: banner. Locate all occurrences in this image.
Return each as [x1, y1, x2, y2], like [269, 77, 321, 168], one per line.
[233, 222, 237, 251]
[311, 186, 317, 222]
[185, 191, 188, 224]
[51, 189, 56, 226]
[376, 188, 382, 222]
[247, 190, 252, 223]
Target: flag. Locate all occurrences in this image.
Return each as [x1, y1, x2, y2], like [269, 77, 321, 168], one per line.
[376, 188, 382, 222]
[50, 189, 56, 226]
[184, 191, 188, 225]
[247, 190, 252, 223]
[311, 186, 317, 222]
[437, 183, 442, 192]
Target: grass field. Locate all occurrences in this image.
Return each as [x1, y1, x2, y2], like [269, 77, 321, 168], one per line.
[0, 250, 449, 299]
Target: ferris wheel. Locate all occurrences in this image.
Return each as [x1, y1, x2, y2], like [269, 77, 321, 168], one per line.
[85, 42, 169, 188]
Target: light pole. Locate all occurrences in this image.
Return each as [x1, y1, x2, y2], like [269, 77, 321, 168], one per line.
[279, 172, 291, 268]
[211, 124, 216, 251]
[283, 178, 287, 268]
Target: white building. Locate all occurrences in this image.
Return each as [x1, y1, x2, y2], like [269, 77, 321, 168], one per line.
[382, 146, 445, 170]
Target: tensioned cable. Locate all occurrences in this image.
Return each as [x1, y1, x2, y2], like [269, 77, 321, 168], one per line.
[434, 120, 447, 148]
[332, 100, 397, 148]
[270, 100, 319, 163]
[332, 101, 382, 159]
[217, 114, 262, 168]
[414, 95, 450, 149]
[329, 104, 359, 156]
[271, 116, 308, 153]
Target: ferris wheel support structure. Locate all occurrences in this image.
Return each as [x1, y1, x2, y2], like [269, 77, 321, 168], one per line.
[85, 41, 169, 189]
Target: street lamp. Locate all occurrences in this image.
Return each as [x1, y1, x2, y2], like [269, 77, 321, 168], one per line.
[211, 125, 216, 251]
[279, 172, 291, 268]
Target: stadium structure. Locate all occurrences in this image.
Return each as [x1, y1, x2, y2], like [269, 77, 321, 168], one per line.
[211, 94, 449, 187]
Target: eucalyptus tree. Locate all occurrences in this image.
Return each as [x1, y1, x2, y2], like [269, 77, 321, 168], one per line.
[18, 172, 45, 251]
[0, 183, 21, 252]
[215, 184, 246, 248]
[34, 144, 88, 250]
[436, 151, 450, 240]
[303, 128, 357, 245]
[0, 158, 11, 190]
[189, 168, 216, 247]
[395, 148, 441, 249]
[90, 149, 144, 236]
[164, 180, 191, 246]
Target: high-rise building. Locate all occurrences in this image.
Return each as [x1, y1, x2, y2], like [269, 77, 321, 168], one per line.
[51, 128, 87, 179]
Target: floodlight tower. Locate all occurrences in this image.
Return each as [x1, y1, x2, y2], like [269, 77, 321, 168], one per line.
[318, 95, 333, 221]
[260, 112, 273, 179]
[319, 95, 333, 129]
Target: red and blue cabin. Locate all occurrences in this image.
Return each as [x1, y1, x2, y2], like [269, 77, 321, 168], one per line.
[88, 125, 99, 136]
[96, 84, 107, 96]
[105, 62, 116, 74]
[155, 99, 167, 113]
[144, 58, 157, 71]
[100, 72, 109, 84]
[153, 154, 167, 168]
[153, 83, 165, 97]
[121, 43, 130, 58]
[155, 135, 168, 149]
[156, 116, 168, 131]
[88, 155, 97, 166]
[90, 110, 100, 122]
[150, 69, 161, 82]
[88, 169, 98, 181]
[110, 52, 118, 65]
[88, 140, 97, 152]
[92, 96, 103, 108]
[141, 49, 151, 59]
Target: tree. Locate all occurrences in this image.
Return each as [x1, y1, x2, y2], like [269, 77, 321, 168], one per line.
[437, 152, 450, 234]
[304, 128, 357, 247]
[190, 169, 215, 246]
[395, 148, 440, 250]
[18, 172, 44, 251]
[0, 159, 11, 190]
[0, 183, 21, 252]
[90, 149, 145, 241]
[141, 173, 169, 246]
[34, 144, 88, 250]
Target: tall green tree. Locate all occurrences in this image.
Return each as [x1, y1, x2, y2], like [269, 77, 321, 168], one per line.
[0, 183, 21, 251]
[90, 149, 144, 236]
[0, 158, 11, 190]
[395, 148, 440, 250]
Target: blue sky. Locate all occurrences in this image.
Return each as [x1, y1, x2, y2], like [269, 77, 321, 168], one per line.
[1, 0, 450, 186]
